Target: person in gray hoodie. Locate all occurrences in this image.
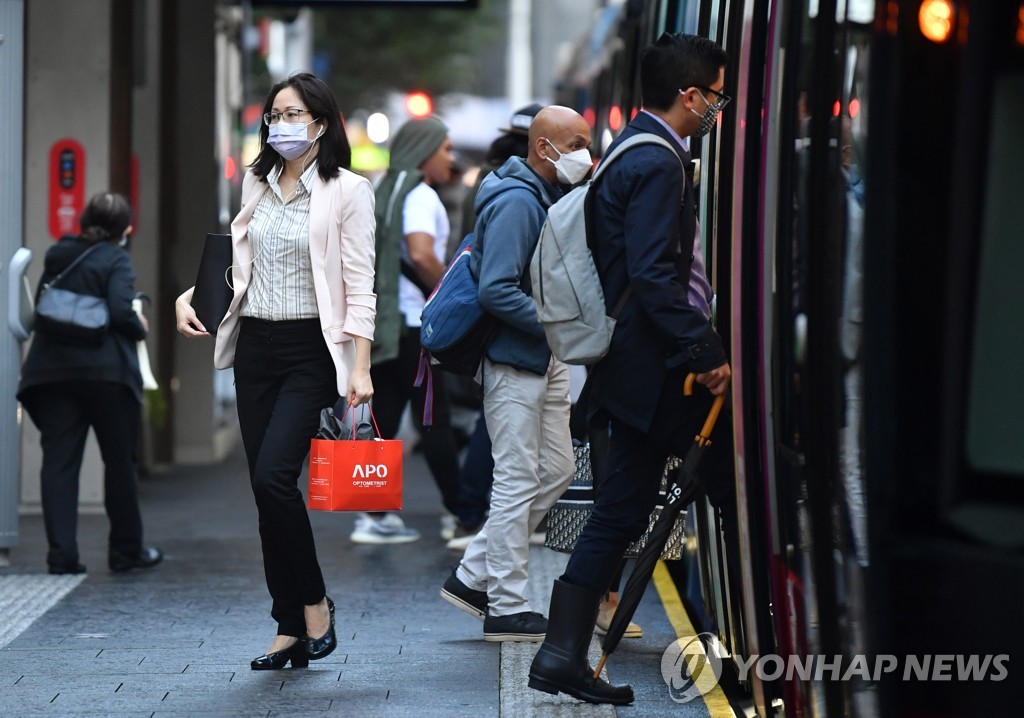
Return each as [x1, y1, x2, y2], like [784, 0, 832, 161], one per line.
[440, 106, 593, 642]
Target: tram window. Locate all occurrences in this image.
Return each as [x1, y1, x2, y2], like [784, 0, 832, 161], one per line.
[965, 72, 1024, 476]
[671, 0, 699, 33]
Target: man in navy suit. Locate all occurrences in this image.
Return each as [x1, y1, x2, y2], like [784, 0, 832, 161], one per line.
[530, 33, 733, 705]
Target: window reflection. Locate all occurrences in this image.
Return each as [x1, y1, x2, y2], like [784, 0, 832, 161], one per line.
[837, 20, 875, 718]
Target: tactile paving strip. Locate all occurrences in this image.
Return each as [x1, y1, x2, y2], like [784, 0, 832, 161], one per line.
[499, 546, 617, 717]
[0, 574, 85, 648]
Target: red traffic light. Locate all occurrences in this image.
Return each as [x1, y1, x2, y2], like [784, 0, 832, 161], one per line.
[405, 92, 433, 118]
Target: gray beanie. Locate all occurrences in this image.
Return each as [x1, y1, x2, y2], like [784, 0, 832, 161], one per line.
[389, 116, 449, 170]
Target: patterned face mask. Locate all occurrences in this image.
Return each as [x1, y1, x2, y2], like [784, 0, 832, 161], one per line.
[689, 89, 721, 138]
[680, 87, 729, 138]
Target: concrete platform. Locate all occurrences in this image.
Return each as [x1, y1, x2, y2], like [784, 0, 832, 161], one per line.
[0, 423, 731, 717]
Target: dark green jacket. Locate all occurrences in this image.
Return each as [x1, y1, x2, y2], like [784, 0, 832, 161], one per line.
[372, 116, 448, 364]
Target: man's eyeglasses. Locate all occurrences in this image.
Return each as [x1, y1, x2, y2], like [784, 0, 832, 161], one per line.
[263, 109, 311, 126]
[692, 86, 731, 110]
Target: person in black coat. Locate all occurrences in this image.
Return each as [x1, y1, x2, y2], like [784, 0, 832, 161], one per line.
[18, 192, 162, 575]
[529, 34, 734, 705]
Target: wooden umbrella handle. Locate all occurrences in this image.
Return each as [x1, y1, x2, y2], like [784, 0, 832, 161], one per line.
[684, 372, 727, 448]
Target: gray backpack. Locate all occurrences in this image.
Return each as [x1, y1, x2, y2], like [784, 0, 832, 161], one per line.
[529, 133, 684, 365]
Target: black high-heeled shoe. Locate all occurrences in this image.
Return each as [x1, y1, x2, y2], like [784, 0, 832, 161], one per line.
[251, 640, 309, 670]
[305, 597, 337, 660]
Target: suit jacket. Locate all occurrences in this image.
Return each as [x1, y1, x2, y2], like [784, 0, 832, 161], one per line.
[587, 112, 726, 433]
[18, 237, 147, 405]
[214, 168, 377, 397]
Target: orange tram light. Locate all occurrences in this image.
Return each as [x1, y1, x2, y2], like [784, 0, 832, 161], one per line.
[919, 0, 955, 43]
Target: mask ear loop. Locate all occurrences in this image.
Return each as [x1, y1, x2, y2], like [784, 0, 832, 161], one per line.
[542, 138, 563, 161]
[300, 121, 326, 174]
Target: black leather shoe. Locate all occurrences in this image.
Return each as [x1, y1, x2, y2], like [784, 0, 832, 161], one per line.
[440, 568, 488, 620]
[251, 640, 309, 670]
[483, 611, 547, 642]
[48, 563, 86, 575]
[109, 547, 163, 572]
[305, 597, 337, 660]
[529, 579, 634, 705]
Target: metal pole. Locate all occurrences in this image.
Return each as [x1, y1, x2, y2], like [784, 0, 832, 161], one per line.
[506, 0, 532, 110]
[0, 0, 26, 562]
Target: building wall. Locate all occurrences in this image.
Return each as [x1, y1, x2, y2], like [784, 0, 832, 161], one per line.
[162, 0, 236, 465]
[131, 0, 164, 461]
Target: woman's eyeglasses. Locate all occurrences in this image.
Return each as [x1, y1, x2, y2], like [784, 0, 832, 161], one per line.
[263, 109, 311, 126]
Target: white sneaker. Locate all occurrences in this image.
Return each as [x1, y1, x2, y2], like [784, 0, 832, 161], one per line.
[350, 513, 421, 544]
[440, 513, 457, 541]
[445, 521, 483, 551]
[530, 515, 548, 545]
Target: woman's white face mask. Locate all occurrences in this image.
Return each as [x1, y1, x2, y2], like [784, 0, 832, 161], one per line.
[268, 119, 324, 161]
[543, 139, 592, 185]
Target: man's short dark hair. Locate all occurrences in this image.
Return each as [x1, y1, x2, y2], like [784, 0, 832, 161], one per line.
[485, 132, 529, 165]
[640, 33, 729, 112]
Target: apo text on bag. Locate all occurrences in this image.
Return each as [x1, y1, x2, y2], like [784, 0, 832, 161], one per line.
[308, 437, 403, 512]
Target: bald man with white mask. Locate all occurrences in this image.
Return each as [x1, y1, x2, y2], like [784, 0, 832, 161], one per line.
[439, 106, 592, 642]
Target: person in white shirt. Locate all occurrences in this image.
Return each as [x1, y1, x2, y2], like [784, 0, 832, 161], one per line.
[357, 116, 464, 544]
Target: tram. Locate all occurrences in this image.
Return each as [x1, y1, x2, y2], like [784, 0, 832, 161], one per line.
[557, 1, 1024, 715]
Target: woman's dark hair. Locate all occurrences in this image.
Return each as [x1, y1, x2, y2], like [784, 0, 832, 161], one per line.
[640, 33, 729, 111]
[79, 192, 131, 245]
[485, 132, 530, 165]
[249, 72, 351, 182]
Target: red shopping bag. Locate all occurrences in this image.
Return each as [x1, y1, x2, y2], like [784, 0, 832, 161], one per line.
[308, 411, 403, 512]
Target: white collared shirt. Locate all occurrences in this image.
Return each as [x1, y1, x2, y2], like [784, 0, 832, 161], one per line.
[398, 181, 449, 328]
[241, 162, 320, 321]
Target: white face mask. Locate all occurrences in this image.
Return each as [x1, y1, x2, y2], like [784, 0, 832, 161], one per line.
[268, 119, 323, 161]
[544, 140, 592, 185]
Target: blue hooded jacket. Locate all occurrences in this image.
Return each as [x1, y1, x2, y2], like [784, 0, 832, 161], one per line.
[469, 156, 562, 375]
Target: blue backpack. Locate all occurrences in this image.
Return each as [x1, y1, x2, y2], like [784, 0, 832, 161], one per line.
[418, 232, 497, 377]
[414, 176, 543, 425]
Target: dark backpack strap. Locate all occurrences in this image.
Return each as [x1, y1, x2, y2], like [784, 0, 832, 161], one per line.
[401, 258, 435, 298]
[45, 243, 104, 289]
[413, 347, 435, 427]
[588, 133, 691, 320]
[609, 285, 633, 320]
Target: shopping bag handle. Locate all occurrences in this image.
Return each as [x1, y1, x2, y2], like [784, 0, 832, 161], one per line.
[683, 372, 726, 448]
[340, 404, 384, 441]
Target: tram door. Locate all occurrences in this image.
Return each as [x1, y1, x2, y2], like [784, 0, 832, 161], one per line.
[759, 1, 876, 716]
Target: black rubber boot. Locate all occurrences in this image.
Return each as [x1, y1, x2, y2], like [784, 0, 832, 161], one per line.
[528, 579, 634, 705]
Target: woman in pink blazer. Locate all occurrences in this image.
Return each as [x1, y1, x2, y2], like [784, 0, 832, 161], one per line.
[175, 73, 375, 670]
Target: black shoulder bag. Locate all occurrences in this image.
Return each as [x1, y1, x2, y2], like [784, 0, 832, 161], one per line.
[35, 244, 111, 346]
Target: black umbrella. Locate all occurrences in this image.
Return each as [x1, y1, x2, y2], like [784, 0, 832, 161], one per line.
[593, 372, 726, 679]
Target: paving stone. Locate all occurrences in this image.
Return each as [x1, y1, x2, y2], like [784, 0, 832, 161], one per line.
[9, 674, 124, 691]
[151, 712, 270, 718]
